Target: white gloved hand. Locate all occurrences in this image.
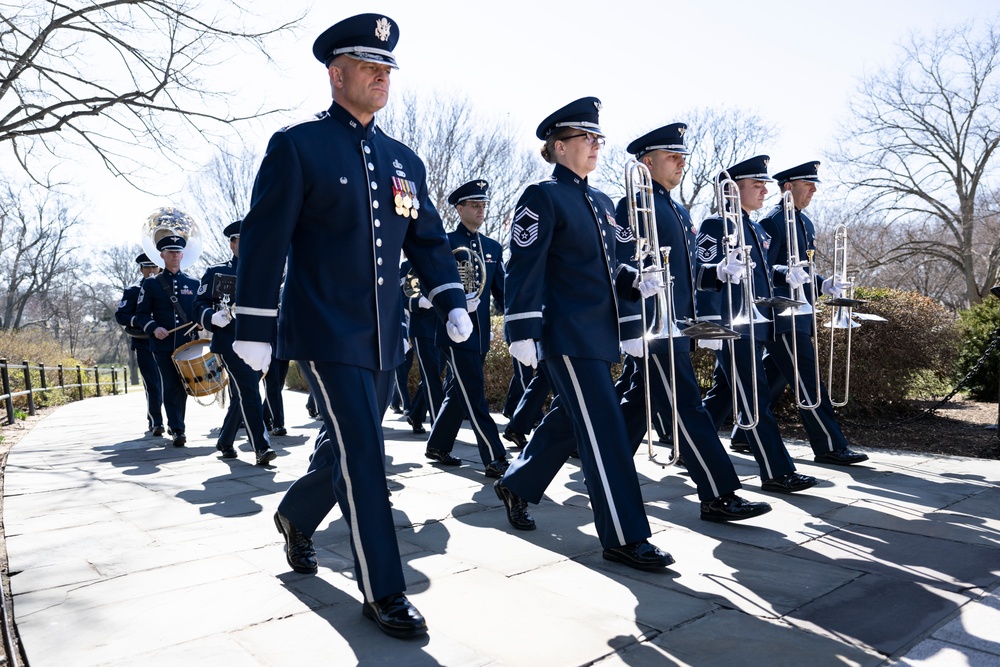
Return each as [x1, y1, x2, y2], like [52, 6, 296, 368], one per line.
[446, 308, 474, 343]
[719, 247, 746, 284]
[822, 275, 847, 298]
[509, 339, 538, 369]
[418, 296, 433, 309]
[697, 339, 723, 351]
[634, 269, 666, 299]
[786, 265, 810, 289]
[211, 310, 231, 328]
[621, 338, 645, 358]
[233, 340, 272, 374]
[466, 296, 481, 313]
[403, 337, 411, 354]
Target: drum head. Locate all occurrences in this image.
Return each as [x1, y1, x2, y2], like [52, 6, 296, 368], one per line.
[174, 340, 209, 361]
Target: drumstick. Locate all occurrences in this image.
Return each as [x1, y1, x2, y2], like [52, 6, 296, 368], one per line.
[164, 322, 200, 335]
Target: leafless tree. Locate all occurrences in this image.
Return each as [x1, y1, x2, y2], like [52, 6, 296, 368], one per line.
[831, 20, 1000, 306]
[0, 0, 301, 186]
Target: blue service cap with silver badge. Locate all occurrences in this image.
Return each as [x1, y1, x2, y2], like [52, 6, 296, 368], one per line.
[772, 161, 821, 185]
[313, 13, 399, 68]
[536, 97, 604, 140]
[719, 155, 775, 182]
[627, 123, 690, 157]
[447, 180, 490, 206]
[223, 220, 241, 239]
[156, 235, 187, 252]
[135, 253, 156, 267]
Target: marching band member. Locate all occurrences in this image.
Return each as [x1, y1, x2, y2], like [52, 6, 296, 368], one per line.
[194, 220, 277, 465]
[424, 180, 509, 477]
[115, 253, 164, 436]
[615, 124, 773, 521]
[696, 156, 818, 494]
[497, 97, 674, 571]
[401, 257, 443, 435]
[232, 14, 471, 639]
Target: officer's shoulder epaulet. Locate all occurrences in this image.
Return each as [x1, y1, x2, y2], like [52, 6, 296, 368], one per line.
[280, 111, 327, 132]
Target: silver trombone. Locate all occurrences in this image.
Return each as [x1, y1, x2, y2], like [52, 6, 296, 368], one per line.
[777, 191, 822, 410]
[625, 158, 682, 466]
[824, 224, 861, 407]
[716, 173, 770, 430]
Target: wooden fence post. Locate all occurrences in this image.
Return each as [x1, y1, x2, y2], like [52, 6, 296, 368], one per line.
[1, 359, 13, 425]
[23, 360, 36, 416]
[76, 365, 84, 400]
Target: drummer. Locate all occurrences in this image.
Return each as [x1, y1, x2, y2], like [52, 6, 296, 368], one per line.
[195, 220, 278, 465]
[134, 233, 201, 447]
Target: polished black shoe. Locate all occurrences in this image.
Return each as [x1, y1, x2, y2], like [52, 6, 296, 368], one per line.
[167, 427, 175, 436]
[256, 447, 278, 466]
[502, 426, 528, 448]
[425, 449, 461, 466]
[151, 425, 165, 437]
[658, 433, 673, 445]
[361, 593, 427, 639]
[484, 458, 510, 479]
[701, 493, 772, 522]
[729, 442, 752, 454]
[273, 511, 317, 574]
[602, 541, 674, 571]
[493, 480, 535, 530]
[762, 472, 817, 494]
[815, 448, 869, 466]
[407, 417, 427, 434]
[217, 444, 238, 459]
[172, 433, 186, 447]
[306, 407, 320, 419]
[270, 426, 287, 437]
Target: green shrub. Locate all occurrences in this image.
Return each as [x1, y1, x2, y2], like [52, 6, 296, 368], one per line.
[285, 361, 309, 391]
[956, 296, 1000, 401]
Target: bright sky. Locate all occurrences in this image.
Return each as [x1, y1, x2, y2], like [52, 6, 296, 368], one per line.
[22, 0, 996, 248]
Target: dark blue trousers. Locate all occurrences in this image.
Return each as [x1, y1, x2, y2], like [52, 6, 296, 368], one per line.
[507, 363, 550, 436]
[135, 347, 163, 430]
[503, 358, 533, 418]
[620, 340, 741, 501]
[408, 336, 443, 427]
[702, 340, 797, 482]
[426, 347, 507, 466]
[218, 350, 270, 454]
[152, 351, 188, 435]
[391, 347, 414, 414]
[615, 356, 666, 438]
[264, 358, 288, 430]
[277, 361, 403, 603]
[503, 356, 652, 550]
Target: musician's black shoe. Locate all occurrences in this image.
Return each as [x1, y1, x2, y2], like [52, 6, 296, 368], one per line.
[306, 406, 319, 420]
[815, 448, 869, 466]
[493, 480, 535, 530]
[701, 493, 772, 522]
[658, 433, 673, 445]
[761, 472, 817, 494]
[255, 447, 278, 466]
[172, 433, 186, 447]
[217, 444, 238, 459]
[273, 511, 317, 574]
[602, 541, 674, 571]
[729, 442, 752, 454]
[407, 417, 427, 434]
[151, 425, 165, 437]
[425, 449, 461, 466]
[167, 428, 175, 436]
[361, 593, 427, 639]
[484, 458, 509, 479]
[269, 427, 287, 437]
[502, 426, 528, 448]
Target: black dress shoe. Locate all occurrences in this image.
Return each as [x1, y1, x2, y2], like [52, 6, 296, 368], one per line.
[815, 448, 869, 465]
[306, 407, 319, 419]
[425, 449, 461, 466]
[484, 458, 510, 478]
[151, 425, 165, 437]
[493, 480, 535, 530]
[270, 427, 287, 437]
[273, 511, 318, 574]
[729, 442, 752, 454]
[217, 444, 238, 459]
[701, 493, 772, 522]
[407, 417, 427, 434]
[167, 427, 175, 436]
[172, 433, 186, 447]
[361, 593, 427, 639]
[502, 426, 528, 448]
[256, 447, 278, 466]
[602, 541, 674, 570]
[762, 472, 817, 494]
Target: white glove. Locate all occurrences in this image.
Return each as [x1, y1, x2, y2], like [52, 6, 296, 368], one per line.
[509, 339, 538, 369]
[634, 269, 666, 299]
[403, 337, 411, 354]
[466, 296, 481, 313]
[621, 338, 645, 358]
[822, 275, 847, 298]
[446, 308, 474, 343]
[786, 266, 810, 290]
[719, 247, 746, 284]
[211, 310, 231, 328]
[489, 331, 495, 342]
[418, 296, 433, 309]
[697, 339, 723, 351]
[233, 340, 272, 374]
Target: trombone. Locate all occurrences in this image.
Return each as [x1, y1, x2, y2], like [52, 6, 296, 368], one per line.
[716, 173, 770, 430]
[625, 158, 682, 467]
[824, 224, 860, 407]
[777, 191, 822, 410]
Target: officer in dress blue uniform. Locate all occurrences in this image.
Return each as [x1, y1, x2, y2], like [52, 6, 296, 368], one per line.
[695, 156, 817, 494]
[194, 220, 278, 465]
[400, 257, 441, 434]
[728, 161, 868, 465]
[115, 253, 164, 436]
[232, 14, 472, 639]
[496, 97, 674, 571]
[614, 124, 772, 522]
[423, 180, 509, 476]
[134, 234, 200, 447]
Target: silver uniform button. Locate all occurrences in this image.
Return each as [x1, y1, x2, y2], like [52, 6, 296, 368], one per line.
[364, 146, 371, 154]
[374, 219, 381, 227]
[370, 181, 377, 190]
[373, 201, 379, 209]
[368, 162, 374, 171]
[375, 238, 382, 247]
[377, 277, 384, 285]
[377, 257, 383, 265]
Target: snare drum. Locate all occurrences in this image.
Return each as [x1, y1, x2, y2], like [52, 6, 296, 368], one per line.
[171, 339, 229, 397]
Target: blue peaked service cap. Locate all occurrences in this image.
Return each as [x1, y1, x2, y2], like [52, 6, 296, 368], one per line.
[720, 155, 775, 182]
[223, 220, 241, 238]
[448, 180, 490, 206]
[627, 123, 690, 157]
[313, 13, 399, 68]
[156, 235, 187, 252]
[536, 97, 604, 140]
[772, 161, 821, 184]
